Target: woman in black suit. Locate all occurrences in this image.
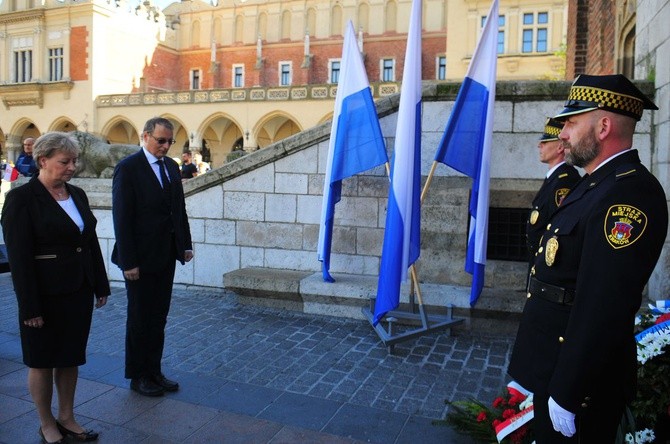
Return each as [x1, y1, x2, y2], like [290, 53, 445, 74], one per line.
[1, 132, 110, 444]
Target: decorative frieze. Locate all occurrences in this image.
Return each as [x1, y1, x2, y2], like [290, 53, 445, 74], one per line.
[96, 83, 399, 107]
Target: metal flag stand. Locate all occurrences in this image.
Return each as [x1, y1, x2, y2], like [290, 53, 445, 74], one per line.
[362, 162, 465, 353]
[361, 266, 464, 353]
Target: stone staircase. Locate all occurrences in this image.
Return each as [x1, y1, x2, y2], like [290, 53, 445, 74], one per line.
[224, 267, 526, 335]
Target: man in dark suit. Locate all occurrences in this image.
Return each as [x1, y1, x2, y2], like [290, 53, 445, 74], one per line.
[526, 117, 580, 268]
[112, 117, 193, 397]
[508, 75, 668, 442]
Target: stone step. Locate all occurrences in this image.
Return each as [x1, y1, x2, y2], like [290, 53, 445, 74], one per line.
[224, 267, 526, 335]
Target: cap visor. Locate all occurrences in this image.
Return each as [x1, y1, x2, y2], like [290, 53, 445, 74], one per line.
[554, 106, 598, 121]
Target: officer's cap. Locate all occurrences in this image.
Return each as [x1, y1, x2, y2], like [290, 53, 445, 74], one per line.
[539, 117, 564, 142]
[555, 74, 657, 121]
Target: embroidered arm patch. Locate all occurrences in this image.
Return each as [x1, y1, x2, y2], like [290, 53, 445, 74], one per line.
[555, 188, 570, 206]
[604, 204, 647, 249]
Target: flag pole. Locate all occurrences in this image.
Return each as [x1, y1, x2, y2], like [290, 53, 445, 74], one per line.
[383, 159, 427, 319]
[420, 161, 439, 204]
[409, 265, 429, 325]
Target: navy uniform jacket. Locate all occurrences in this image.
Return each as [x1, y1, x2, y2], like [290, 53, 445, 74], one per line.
[111, 150, 192, 272]
[1, 176, 110, 321]
[527, 162, 581, 261]
[509, 149, 668, 413]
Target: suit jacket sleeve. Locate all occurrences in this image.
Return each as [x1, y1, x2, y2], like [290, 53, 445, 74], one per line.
[71, 186, 111, 298]
[1, 187, 42, 320]
[112, 157, 139, 270]
[169, 158, 192, 253]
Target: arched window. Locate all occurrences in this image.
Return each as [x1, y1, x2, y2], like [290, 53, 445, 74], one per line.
[620, 27, 635, 78]
[331, 5, 342, 36]
[235, 15, 244, 43]
[214, 17, 222, 44]
[386, 0, 397, 33]
[281, 10, 291, 39]
[258, 12, 268, 40]
[191, 21, 201, 48]
[306, 8, 316, 38]
[358, 2, 369, 33]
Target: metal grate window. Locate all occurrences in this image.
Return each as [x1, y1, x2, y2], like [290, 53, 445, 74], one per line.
[487, 207, 528, 261]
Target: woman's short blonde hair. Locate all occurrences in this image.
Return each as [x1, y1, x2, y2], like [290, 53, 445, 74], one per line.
[33, 132, 80, 168]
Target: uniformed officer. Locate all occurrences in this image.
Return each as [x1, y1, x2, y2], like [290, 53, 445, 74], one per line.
[508, 74, 668, 443]
[527, 117, 581, 270]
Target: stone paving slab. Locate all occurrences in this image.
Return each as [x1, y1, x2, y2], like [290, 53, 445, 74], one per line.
[0, 273, 514, 443]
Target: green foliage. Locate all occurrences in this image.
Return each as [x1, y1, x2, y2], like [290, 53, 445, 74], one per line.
[436, 399, 499, 442]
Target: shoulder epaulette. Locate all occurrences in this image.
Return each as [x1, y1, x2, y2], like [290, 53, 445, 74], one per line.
[615, 168, 638, 180]
[558, 173, 568, 179]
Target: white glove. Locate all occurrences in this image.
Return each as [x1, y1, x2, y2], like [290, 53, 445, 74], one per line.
[548, 396, 576, 437]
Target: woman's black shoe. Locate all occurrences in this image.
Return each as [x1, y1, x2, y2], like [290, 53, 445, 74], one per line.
[56, 422, 99, 442]
[38, 427, 64, 444]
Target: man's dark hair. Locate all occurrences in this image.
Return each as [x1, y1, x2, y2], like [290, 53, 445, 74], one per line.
[143, 117, 174, 133]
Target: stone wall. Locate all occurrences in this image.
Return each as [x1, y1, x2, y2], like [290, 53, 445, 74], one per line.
[636, 0, 670, 299]
[82, 80, 659, 296]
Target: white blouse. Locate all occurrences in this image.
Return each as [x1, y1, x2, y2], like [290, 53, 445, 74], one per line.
[57, 196, 85, 233]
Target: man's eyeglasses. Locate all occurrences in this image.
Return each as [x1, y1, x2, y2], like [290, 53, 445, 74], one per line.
[148, 134, 176, 146]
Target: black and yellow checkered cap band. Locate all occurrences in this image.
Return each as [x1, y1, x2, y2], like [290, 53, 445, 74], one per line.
[539, 117, 563, 142]
[544, 124, 561, 138]
[565, 86, 645, 120]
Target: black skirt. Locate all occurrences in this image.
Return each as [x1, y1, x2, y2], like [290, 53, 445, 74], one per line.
[19, 283, 94, 368]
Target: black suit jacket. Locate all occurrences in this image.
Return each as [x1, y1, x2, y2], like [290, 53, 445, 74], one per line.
[509, 150, 668, 412]
[526, 162, 581, 260]
[0, 176, 111, 321]
[111, 149, 192, 273]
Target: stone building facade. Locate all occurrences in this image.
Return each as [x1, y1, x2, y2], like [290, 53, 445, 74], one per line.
[1, 0, 569, 170]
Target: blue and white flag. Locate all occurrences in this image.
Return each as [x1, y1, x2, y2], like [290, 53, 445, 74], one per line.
[373, 0, 422, 325]
[433, 0, 498, 306]
[318, 20, 388, 282]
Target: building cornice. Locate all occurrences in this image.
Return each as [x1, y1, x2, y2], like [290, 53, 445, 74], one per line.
[0, 81, 74, 109]
[0, 9, 45, 25]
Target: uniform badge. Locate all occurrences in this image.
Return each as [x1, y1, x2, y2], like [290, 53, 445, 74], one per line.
[530, 210, 539, 225]
[555, 188, 570, 206]
[545, 236, 559, 266]
[605, 204, 647, 249]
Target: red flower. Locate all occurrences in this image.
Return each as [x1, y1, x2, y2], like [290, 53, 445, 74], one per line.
[508, 394, 524, 407]
[492, 419, 501, 428]
[655, 313, 670, 325]
[476, 411, 487, 422]
[493, 397, 506, 408]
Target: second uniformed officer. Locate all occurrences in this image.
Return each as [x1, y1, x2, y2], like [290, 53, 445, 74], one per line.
[527, 117, 581, 269]
[508, 74, 668, 442]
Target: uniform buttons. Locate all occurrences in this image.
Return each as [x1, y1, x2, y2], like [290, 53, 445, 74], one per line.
[581, 402, 588, 408]
[584, 397, 591, 401]
[546, 223, 552, 230]
[538, 247, 544, 253]
[527, 292, 531, 299]
[558, 336, 564, 343]
[554, 228, 559, 233]
[76, 247, 82, 252]
[531, 267, 536, 275]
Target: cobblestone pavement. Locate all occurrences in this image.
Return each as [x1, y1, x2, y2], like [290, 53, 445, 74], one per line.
[0, 273, 517, 443]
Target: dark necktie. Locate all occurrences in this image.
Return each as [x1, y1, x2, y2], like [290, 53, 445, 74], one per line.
[157, 159, 171, 198]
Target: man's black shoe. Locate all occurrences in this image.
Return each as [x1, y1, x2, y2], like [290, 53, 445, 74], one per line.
[153, 373, 179, 392]
[130, 377, 164, 397]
